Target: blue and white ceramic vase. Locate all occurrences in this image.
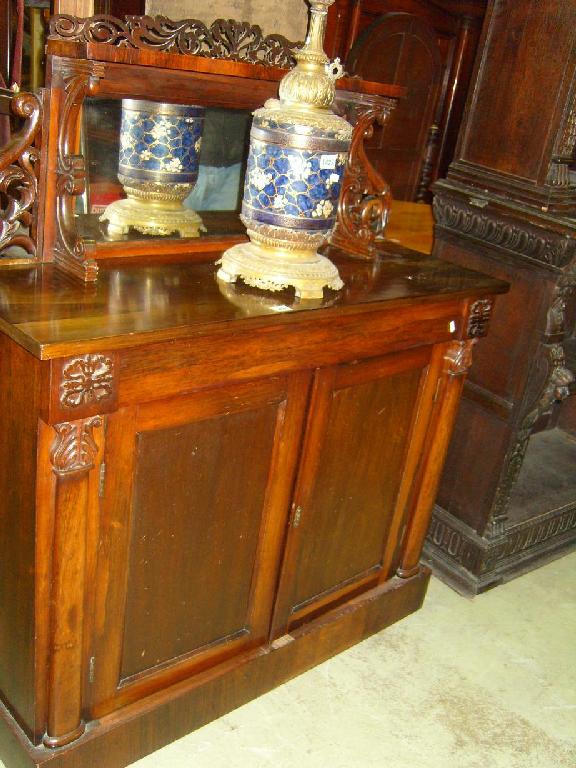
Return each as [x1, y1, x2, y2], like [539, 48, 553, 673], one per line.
[217, 0, 352, 300]
[101, 99, 206, 238]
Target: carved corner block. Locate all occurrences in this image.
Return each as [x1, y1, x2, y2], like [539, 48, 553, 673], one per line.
[466, 297, 494, 338]
[47, 352, 119, 423]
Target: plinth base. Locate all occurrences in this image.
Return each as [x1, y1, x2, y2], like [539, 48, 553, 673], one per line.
[217, 241, 344, 300]
[100, 198, 206, 239]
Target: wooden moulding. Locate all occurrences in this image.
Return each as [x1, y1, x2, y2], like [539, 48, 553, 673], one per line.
[39, 14, 404, 282]
[0, 568, 429, 768]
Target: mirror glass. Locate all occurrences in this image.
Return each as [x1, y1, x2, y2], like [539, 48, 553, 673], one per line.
[79, 97, 252, 245]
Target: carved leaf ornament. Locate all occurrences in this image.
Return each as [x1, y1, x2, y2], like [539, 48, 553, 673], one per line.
[49, 14, 300, 68]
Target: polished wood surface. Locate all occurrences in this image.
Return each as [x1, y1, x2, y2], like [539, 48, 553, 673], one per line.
[0, 239, 506, 767]
[0, 244, 502, 357]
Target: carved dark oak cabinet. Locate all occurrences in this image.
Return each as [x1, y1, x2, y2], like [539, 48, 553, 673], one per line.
[424, 0, 576, 595]
[0, 11, 507, 768]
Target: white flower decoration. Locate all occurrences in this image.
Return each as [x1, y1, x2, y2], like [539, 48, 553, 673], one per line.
[312, 200, 334, 218]
[273, 195, 286, 209]
[140, 149, 152, 161]
[289, 155, 310, 178]
[151, 120, 171, 140]
[250, 167, 273, 191]
[327, 173, 340, 187]
[165, 157, 182, 171]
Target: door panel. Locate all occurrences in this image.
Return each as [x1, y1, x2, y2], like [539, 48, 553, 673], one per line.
[89, 373, 309, 717]
[273, 348, 432, 633]
[120, 406, 278, 681]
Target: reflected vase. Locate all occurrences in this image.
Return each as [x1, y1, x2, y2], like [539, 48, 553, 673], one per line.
[101, 99, 205, 239]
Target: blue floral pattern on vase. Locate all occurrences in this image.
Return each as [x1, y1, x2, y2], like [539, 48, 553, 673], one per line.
[242, 140, 346, 231]
[118, 100, 204, 184]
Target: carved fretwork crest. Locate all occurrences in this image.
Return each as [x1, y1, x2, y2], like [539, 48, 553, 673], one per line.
[467, 298, 494, 338]
[0, 91, 42, 256]
[444, 340, 476, 376]
[50, 417, 102, 477]
[49, 14, 300, 69]
[60, 354, 114, 408]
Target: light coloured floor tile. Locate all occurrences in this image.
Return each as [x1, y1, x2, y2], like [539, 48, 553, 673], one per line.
[2, 553, 574, 767]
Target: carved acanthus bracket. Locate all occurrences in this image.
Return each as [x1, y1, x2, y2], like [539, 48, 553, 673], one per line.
[48, 14, 300, 68]
[329, 95, 396, 259]
[60, 354, 115, 408]
[50, 417, 102, 477]
[0, 90, 42, 256]
[467, 298, 494, 338]
[53, 58, 105, 281]
[444, 339, 476, 377]
[433, 195, 576, 269]
[490, 282, 576, 533]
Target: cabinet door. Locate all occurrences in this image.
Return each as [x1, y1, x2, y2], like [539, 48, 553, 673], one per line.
[87, 373, 309, 718]
[272, 347, 434, 635]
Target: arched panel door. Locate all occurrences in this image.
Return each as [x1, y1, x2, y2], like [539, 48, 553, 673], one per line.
[347, 13, 446, 202]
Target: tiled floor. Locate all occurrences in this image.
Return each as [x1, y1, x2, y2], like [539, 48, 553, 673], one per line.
[2, 553, 574, 768]
[128, 552, 576, 768]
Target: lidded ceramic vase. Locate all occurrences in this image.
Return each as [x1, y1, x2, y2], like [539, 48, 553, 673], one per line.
[101, 99, 205, 239]
[217, 0, 353, 300]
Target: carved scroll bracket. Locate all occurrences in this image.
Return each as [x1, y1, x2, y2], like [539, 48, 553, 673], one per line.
[329, 95, 396, 259]
[52, 58, 105, 281]
[489, 282, 575, 533]
[0, 90, 42, 256]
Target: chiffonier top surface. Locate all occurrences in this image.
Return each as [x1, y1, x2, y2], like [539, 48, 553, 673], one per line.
[0, 245, 507, 360]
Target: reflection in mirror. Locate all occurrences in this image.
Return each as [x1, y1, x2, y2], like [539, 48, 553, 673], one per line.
[81, 98, 252, 245]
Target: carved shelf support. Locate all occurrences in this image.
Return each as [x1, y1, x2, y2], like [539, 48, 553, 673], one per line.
[398, 340, 475, 578]
[329, 94, 396, 259]
[44, 416, 104, 748]
[52, 57, 105, 282]
[0, 90, 42, 256]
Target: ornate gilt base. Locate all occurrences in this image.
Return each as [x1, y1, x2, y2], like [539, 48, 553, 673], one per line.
[217, 241, 343, 300]
[100, 197, 205, 239]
